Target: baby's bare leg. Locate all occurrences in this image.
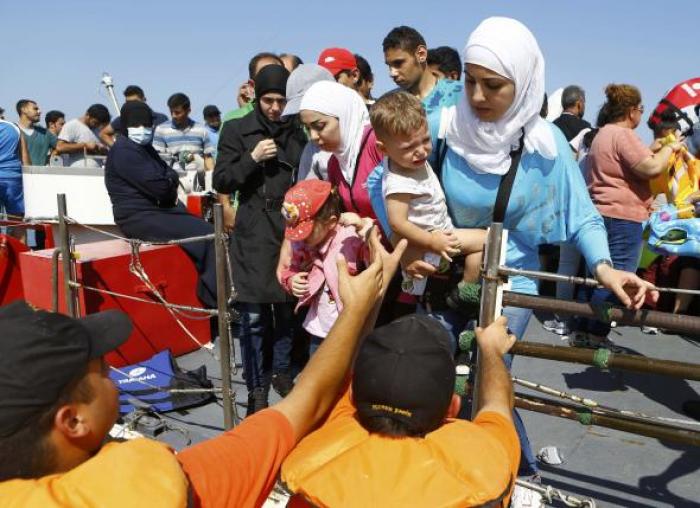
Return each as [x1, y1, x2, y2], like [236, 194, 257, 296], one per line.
[453, 229, 486, 283]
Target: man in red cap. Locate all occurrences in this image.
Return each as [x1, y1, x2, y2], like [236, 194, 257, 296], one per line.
[317, 47, 361, 91]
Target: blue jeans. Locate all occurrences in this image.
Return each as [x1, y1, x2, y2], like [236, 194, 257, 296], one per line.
[236, 302, 294, 392]
[0, 176, 24, 215]
[575, 217, 643, 337]
[308, 335, 323, 357]
[422, 305, 538, 476]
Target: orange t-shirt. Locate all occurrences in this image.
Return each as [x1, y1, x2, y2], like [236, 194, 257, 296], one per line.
[282, 389, 520, 508]
[177, 408, 295, 508]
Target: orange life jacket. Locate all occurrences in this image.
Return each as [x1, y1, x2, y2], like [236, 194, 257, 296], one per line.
[281, 416, 514, 508]
[0, 438, 189, 508]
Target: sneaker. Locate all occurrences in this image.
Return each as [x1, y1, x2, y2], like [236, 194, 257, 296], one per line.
[542, 319, 570, 336]
[271, 371, 294, 398]
[569, 332, 625, 353]
[641, 326, 659, 335]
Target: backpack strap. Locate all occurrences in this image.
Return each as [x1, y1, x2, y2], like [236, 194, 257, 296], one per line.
[493, 129, 525, 224]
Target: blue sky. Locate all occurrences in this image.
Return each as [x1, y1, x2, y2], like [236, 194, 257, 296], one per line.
[2, 1, 698, 142]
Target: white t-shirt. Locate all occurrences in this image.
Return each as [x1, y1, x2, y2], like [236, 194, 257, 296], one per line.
[381, 158, 453, 232]
[57, 119, 102, 167]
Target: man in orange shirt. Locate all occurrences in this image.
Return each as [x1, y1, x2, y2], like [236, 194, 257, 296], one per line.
[0, 229, 405, 508]
[281, 313, 521, 507]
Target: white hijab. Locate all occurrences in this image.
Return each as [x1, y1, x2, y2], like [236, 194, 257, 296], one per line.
[445, 17, 557, 175]
[299, 81, 370, 183]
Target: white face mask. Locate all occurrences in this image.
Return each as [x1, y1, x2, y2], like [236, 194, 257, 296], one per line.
[127, 126, 154, 145]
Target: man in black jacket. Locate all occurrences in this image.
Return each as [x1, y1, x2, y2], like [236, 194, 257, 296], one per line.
[553, 85, 592, 156]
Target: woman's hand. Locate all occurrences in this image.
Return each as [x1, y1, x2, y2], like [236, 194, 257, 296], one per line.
[290, 272, 310, 298]
[251, 139, 277, 163]
[222, 204, 236, 233]
[430, 230, 462, 261]
[595, 263, 659, 310]
[401, 243, 437, 280]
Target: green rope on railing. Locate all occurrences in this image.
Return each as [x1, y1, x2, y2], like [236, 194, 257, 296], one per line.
[592, 302, 615, 323]
[459, 330, 476, 352]
[455, 375, 469, 397]
[592, 348, 611, 369]
[577, 409, 593, 426]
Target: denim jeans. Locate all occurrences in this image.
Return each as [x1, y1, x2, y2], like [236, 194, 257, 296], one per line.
[575, 217, 643, 337]
[236, 302, 294, 392]
[422, 305, 539, 476]
[308, 335, 324, 357]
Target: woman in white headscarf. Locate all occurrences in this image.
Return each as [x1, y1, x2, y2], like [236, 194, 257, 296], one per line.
[282, 81, 410, 326]
[409, 17, 656, 479]
[298, 81, 381, 219]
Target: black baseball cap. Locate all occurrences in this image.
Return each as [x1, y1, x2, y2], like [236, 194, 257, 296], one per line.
[352, 314, 456, 435]
[0, 301, 132, 437]
[202, 105, 221, 118]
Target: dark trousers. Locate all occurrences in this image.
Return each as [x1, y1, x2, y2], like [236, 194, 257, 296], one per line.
[236, 302, 294, 391]
[575, 216, 643, 337]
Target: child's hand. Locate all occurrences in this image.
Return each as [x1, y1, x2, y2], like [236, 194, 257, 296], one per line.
[340, 212, 374, 241]
[430, 230, 461, 261]
[290, 272, 310, 298]
[339, 212, 362, 227]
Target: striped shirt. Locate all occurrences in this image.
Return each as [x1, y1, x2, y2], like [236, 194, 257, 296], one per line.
[153, 119, 214, 160]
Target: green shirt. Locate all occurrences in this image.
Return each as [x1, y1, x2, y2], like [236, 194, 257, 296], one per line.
[21, 126, 57, 166]
[220, 102, 254, 129]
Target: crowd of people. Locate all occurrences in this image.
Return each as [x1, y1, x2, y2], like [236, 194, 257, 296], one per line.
[0, 15, 698, 508]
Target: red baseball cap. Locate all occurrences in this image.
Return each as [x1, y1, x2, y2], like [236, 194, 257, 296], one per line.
[282, 180, 332, 241]
[317, 48, 357, 77]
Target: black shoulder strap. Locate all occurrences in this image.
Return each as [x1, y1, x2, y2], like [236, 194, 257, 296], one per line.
[492, 129, 525, 224]
[435, 137, 448, 182]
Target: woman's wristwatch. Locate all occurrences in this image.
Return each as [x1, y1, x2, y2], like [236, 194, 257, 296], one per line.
[593, 259, 614, 275]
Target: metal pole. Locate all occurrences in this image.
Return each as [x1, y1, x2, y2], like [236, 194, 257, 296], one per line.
[515, 393, 700, 447]
[499, 266, 700, 298]
[213, 204, 234, 430]
[57, 194, 77, 317]
[100, 73, 121, 115]
[472, 223, 505, 418]
[51, 248, 61, 312]
[502, 291, 700, 337]
[510, 341, 700, 381]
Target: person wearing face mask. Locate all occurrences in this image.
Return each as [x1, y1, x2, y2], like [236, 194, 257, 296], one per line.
[104, 101, 218, 309]
[214, 64, 307, 414]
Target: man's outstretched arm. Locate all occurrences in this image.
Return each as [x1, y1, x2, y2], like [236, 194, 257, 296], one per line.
[274, 228, 406, 440]
[176, 229, 406, 508]
[474, 316, 517, 421]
